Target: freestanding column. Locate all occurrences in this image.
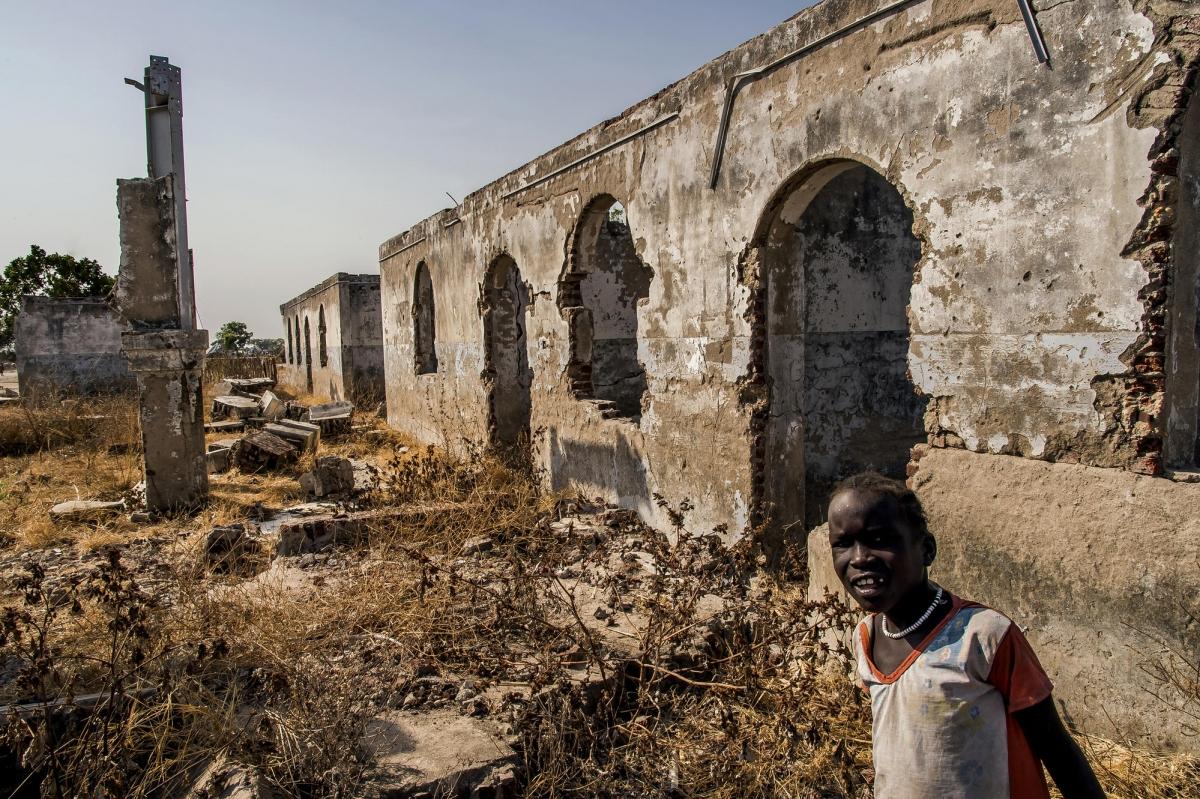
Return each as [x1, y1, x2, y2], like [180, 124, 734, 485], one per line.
[115, 56, 209, 512]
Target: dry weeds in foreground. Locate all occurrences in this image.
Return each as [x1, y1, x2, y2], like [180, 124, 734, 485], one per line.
[0, 396, 1197, 797]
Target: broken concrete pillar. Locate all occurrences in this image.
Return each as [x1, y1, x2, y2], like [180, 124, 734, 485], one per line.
[232, 429, 297, 471]
[113, 57, 210, 514]
[122, 328, 209, 510]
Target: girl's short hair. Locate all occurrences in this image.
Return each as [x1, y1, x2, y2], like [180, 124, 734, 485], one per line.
[829, 472, 931, 541]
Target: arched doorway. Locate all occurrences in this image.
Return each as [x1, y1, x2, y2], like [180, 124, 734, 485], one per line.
[753, 160, 926, 546]
[558, 195, 653, 419]
[413, 261, 438, 375]
[482, 255, 532, 460]
[303, 316, 313, 394]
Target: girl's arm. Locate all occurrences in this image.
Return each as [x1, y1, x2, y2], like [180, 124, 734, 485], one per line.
[1013, 696, 1106, 799]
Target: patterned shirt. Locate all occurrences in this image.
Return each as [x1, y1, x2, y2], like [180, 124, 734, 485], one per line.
[852, 595, 1054, 799]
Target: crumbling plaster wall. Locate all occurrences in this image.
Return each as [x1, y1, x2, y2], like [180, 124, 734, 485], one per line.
[381, 0, 1198, 536]
[278, 274, 384, 403]
[277, 277, 346, 401]
[15, 297, 135, 395]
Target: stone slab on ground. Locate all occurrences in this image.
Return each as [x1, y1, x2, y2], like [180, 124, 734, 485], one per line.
[49, 499, 125, 522]
[359, 709, 517, 799]
[228, 377, 275, 392]
[265, 419, 320, 453]
[308, 400, 354, 436]
[232, 430, 297, 471]
[212, 395, 260, 420]
[275, 502, 469, 556]
[205, 419, 245, 434]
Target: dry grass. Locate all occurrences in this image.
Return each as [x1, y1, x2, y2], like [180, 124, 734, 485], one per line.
[1, 394, 1199, 798]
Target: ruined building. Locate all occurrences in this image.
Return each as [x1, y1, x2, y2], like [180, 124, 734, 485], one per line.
[276, 273, 385, 403]
[14, 297, 135, 395]
[375, 0, 1200, 749]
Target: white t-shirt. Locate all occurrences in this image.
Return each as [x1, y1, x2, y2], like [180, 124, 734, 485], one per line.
[853, 595, 1053, 799]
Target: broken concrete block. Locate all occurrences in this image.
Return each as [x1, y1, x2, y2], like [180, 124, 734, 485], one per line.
[284, 401, 309, 422]
[212, 395, 260, 420]
[260, 390, 285, 421]
[298, 456, 355, 498]
[274, 502, 466, 556]
[205, 419, 245, 434]
[229, 377, 275, 392]
[49, 499, 125, 522]
[265, 419, 320, 453]
[206, 443, 233, 474]
[232, 430, 297, 472]
[461, 536, 494, 557]
[204, 523, 252, 569]
[308, 400, 354, 436]
[358, 710, 518, 799]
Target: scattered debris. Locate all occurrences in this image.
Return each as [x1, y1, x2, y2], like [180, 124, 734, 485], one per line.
[264, 419, 320, 453]
[205, 419, 245, 434]
[231, 430, 297, 471]
[309, 400, 354, 436]
[275, 502, 466, 556]
[299, 456, 355, 498]
[260, 390, 285, 421]
[206, 439, 236, 474]
[212, 395, 260, 420]
[204, 523, 254, 570]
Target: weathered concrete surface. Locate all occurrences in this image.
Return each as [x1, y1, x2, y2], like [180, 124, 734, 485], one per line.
[14, 296, 134, 396]
[359, 710, 517, 798]
[908, 446, 1200, 751]
[276, 273, 384, 403]
[114, 177, 183, 328]
[122, 329, 209, 511]
[379, 0, 1200, 541]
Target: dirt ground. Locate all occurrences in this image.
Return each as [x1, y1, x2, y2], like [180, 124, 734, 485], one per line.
[0, 389, 1196, 799]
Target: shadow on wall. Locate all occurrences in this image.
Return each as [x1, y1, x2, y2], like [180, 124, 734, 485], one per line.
[547, 426, 650, 512]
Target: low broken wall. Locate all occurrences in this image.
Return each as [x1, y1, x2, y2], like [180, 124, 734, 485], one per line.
[14, 296, 134, 396]
[809, 446, 1200, 753]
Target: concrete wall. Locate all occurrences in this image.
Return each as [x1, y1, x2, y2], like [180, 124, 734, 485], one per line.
[14, 296, 134, 395]
[381, 0, 1198, 534]
[376, 0, 1200, 748]
[277, 273, 383, 402]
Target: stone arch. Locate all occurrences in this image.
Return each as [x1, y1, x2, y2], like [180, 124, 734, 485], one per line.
[303, 316, 313, 394]
[286, 317, 294, 364]
[746, 158, 927, 550]
[558, 194, 653, 419]
[482, 254, 532, 459]
[413, 260, 438, 375]
[318, 305, 328, 367]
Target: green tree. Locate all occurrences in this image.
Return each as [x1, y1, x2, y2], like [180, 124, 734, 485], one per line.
[0, 245, 115, 351]
[214, 321, 253, 353]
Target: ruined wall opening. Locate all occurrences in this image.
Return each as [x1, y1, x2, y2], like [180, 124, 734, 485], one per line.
[482, 254, 532, 461]
[1165, 93, 1200, 468]
[413, 260, 438, 375]
[752, 160, 927, 544]
[286, 318, 293, 364]
[318, 305, 328, 367]
[293, 317, 301, 366]
[303, 316, 313, 393]
[559, 196, 653, 420]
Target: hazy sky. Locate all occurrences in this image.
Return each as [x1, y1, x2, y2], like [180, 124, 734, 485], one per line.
[1, 1, 811, 338]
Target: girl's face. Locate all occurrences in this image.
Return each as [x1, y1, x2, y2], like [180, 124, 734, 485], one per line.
[827, 489, 932, 613]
